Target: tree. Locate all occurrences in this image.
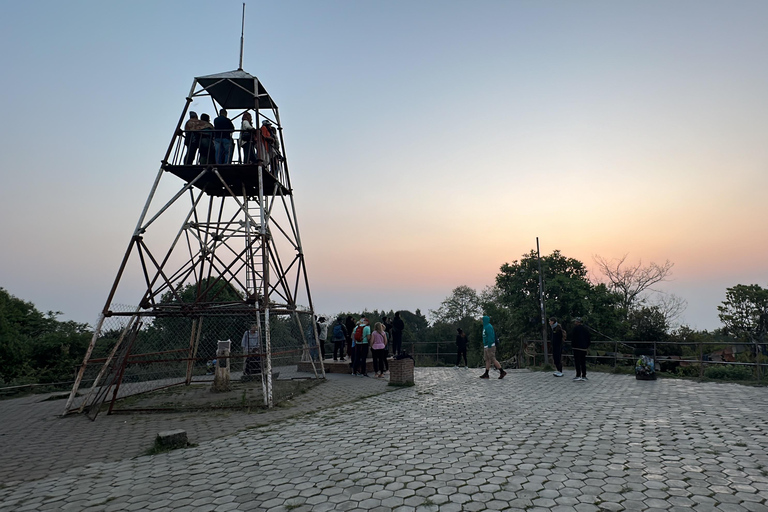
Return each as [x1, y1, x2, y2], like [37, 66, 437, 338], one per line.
[593, 254, 674, 313]
[717, 284, 768, 345]
[429, 285, 481, 324]
[495, 250, 597, 338]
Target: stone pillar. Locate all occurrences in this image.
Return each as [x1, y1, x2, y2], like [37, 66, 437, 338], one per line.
[389, 358, 414, 385]
[212, 340, 231, 392]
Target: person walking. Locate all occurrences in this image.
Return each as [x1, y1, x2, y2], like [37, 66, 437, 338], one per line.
[549, 317, 565, 377]
[455, 328, 469, 368]
[371, 322, 388, 378]
[571, 317, 591, 381]
[480, 316, 506, 379]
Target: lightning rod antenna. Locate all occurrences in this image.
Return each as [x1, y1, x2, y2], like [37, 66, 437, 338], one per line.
[239, 3, 246, 70]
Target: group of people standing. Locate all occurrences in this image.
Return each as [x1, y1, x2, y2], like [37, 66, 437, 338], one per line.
[182, 109, 281, 167]
[549, 316, 591, 381]
[312, 313, 405, 378]
[453, 315, 591, 381]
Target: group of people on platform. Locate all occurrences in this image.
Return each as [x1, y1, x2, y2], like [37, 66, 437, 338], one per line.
[182, 109, 281, 167]
[312, 313, 405, 378]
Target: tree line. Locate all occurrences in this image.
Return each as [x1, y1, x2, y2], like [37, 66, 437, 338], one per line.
[1, 249, 766, 386]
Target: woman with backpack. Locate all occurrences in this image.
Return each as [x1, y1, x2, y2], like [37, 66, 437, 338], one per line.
[371, 322, 388, 378]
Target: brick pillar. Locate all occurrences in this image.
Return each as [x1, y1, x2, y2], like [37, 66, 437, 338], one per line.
[389, 358, 414, 385]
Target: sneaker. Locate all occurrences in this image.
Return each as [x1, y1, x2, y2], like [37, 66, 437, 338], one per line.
[480, 373, 490, 379]
[499, 370, 507, 379]
[581, 376, 588, 381]
[553, 372, 563, 377]
[573, 376, 582, 381]
[454, 366, 459, 369]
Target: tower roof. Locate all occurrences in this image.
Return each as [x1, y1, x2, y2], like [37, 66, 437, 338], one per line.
[195, 69, 277, 110]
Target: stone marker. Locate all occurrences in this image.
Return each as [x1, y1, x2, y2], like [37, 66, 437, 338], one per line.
[156, 429, 188, 449]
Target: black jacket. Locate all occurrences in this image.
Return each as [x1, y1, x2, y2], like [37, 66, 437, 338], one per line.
[571, 324, 591, 350]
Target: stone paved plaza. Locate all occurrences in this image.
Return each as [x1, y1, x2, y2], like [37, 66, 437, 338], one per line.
[1, 368, 767, 511]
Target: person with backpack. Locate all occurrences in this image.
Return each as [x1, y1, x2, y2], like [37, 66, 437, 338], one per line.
[352, 316, 371, 377]
[571, 317, 591, 381]
[549, 317, 566, 377]
[345, 315, 356, 369]
[332, 317, 347, 361]
[480, 316, 506, 379]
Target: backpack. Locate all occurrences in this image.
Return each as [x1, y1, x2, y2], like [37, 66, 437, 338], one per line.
[332, 323, 344, 340]
[353, 325, 365, 342]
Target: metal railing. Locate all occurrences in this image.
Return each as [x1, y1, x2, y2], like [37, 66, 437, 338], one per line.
[521, 338, 767, 382]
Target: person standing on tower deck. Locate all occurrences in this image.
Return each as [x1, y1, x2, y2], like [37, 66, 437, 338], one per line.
[260, 120, 280, 169]
[239, 112, 258, 164]
[183, 111, 204, 165]
[480, 316, 506, 379]
[197, 114, 215, 164]
[213, 109, 235, 164]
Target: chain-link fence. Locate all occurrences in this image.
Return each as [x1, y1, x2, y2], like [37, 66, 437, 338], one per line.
[65, 307, 322, 417]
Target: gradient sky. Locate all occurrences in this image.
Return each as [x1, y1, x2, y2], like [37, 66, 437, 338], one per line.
[1, 1, 766, 331]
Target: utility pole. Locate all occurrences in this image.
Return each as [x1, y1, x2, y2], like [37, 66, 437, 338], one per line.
[537, 237, 549, 364]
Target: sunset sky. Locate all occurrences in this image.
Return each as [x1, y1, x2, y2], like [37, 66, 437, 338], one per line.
[1, 1, 766, 331]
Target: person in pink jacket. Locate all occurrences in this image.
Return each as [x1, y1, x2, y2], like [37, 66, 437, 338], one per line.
[371, 322, 388, 378]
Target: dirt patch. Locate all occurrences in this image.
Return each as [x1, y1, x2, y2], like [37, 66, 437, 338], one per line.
[112, 377, 323, 412]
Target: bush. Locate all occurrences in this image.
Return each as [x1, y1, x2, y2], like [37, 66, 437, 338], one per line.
[675, 365, 701, 377]
[704, 365, 753, 381]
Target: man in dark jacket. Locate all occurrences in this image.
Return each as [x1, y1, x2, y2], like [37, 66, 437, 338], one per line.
[571, 317, 591, 381]
[549, 317, 565, 377]
[213, 109, 235, 164]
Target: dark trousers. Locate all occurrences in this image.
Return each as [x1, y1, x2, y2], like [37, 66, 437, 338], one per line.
[355, 344, 369, 375]
[392, 332, 403, 356]
[456, 347, 468, 366]
[372, 349, 387, 374]
[244, 141, 258, 163]
[552, 341, 563, 373]
[573, 349, 587, 377]
[333, 339, 345, 360]
[319, 339, 326, 360]
[184, 141, 199, 165]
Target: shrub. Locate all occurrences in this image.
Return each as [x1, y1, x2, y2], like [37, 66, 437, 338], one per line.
[704, 365, 753, 381]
